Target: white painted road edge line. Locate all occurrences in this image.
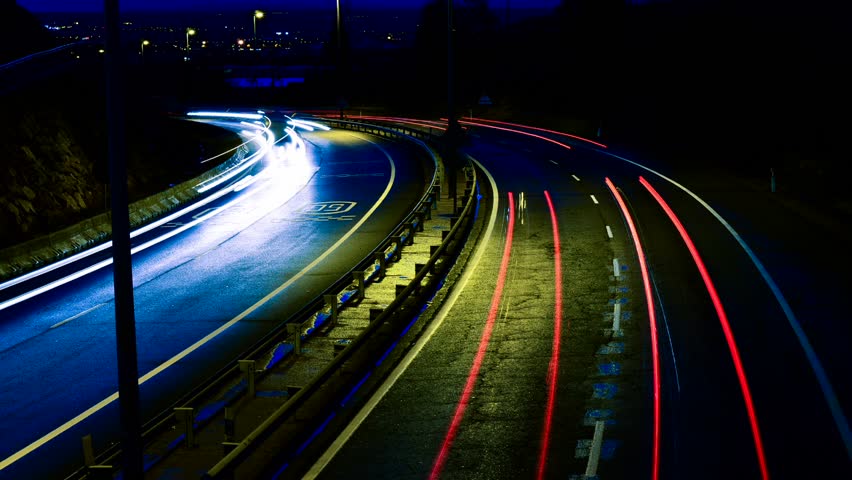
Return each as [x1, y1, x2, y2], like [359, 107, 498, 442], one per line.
[613, 303, 621, 332]
[613, 258, 621, 278]
[590, 194, 599, 204]
[303, 156, 500, 479]
[606, 225, 614, 239]
[0, 133, 397, 471]
[572, 174, 581, 182]
[50, 303, 107, 329]
[602, 150, 851, 456]
[585, 420, 606, 476]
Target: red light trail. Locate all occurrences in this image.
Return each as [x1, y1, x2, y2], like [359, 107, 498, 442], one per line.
[536, 190, 565, 480]
[605, 177, 661, 480]
[639, 176, 769, 480]
[429, 192, 516, 480]
[462, 117, 608, 149]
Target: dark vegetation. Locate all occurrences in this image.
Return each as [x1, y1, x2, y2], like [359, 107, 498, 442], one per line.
[0, 4, 242, 249]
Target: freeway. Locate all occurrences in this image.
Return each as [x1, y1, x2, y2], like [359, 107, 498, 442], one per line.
[291, 116, 850, 479]
[0, 114, 432, 479]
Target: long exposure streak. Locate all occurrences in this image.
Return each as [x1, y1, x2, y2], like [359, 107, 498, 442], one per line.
[462, 117, 609, 149]
[349, 115, 448, 131]
[536, 190, 564, 479]
[429, 192, 516, 480]
[604, 178, 661, 480]
[448, 120, 572, 150]
[639, 176, 769, 479]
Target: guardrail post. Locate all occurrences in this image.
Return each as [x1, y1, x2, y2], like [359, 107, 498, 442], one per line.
[374, 252, 386, 280]
[430, 244, 440, 257]
[391, 236, 402, 262]
[421, 201, 432, 220]
[414, 212, 424, 232]
[324, 294, 339, 328]
[223, 406, 235, 442]
[403, 223, 415, 245]
[238, 360, 256, 397]
[353, 270, 366, 302]
[174, 407, 196, 447]
[81, 434, 95, 467]
[287, 323, 303, 355]
[441, 229, 449, 241]
[370, 307, 383, 323]
[396, 284, 407, 297]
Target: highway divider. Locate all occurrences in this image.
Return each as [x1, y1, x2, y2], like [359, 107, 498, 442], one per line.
[66, 118, 478, 479]
[201, 126, 476, 479]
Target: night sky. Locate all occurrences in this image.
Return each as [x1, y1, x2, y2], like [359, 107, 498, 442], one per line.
[18, 0, 563, 12]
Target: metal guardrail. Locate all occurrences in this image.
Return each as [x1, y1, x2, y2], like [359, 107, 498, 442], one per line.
[202, 125, 477, 479]
[66, 118, 474, 479]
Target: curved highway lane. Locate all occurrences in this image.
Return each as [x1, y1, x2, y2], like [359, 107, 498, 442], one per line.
[297, 116, 849, 479]
[0, 120, 431, 479]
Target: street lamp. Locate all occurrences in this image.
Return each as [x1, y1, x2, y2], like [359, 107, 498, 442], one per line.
[253, 10, 264, 41]
[140, 39, 149, 57]
[186, 28, 196, 50]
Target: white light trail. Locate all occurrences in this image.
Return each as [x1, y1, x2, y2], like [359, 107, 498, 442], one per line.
[187, 111, 264, 120]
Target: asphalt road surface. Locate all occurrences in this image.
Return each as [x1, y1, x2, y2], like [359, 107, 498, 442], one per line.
[0, 118, 431, 479]
[297, 117, 849, 480]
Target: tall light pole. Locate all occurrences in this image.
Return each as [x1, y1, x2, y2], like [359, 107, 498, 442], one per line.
[185, 28, 195, 50]
[253, 10, 264, 41]
[104, 0, 143, 477]
[336, 0, 343, 119]
[446, 0, 461, 210]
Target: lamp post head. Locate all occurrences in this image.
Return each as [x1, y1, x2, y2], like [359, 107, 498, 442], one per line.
[187, 28, 196, 36]
[254, 10, 264, 19]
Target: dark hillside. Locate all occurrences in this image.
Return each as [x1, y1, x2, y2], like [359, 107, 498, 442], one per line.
[0, 4, 242, 249]
[0, 0, 57, 64]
